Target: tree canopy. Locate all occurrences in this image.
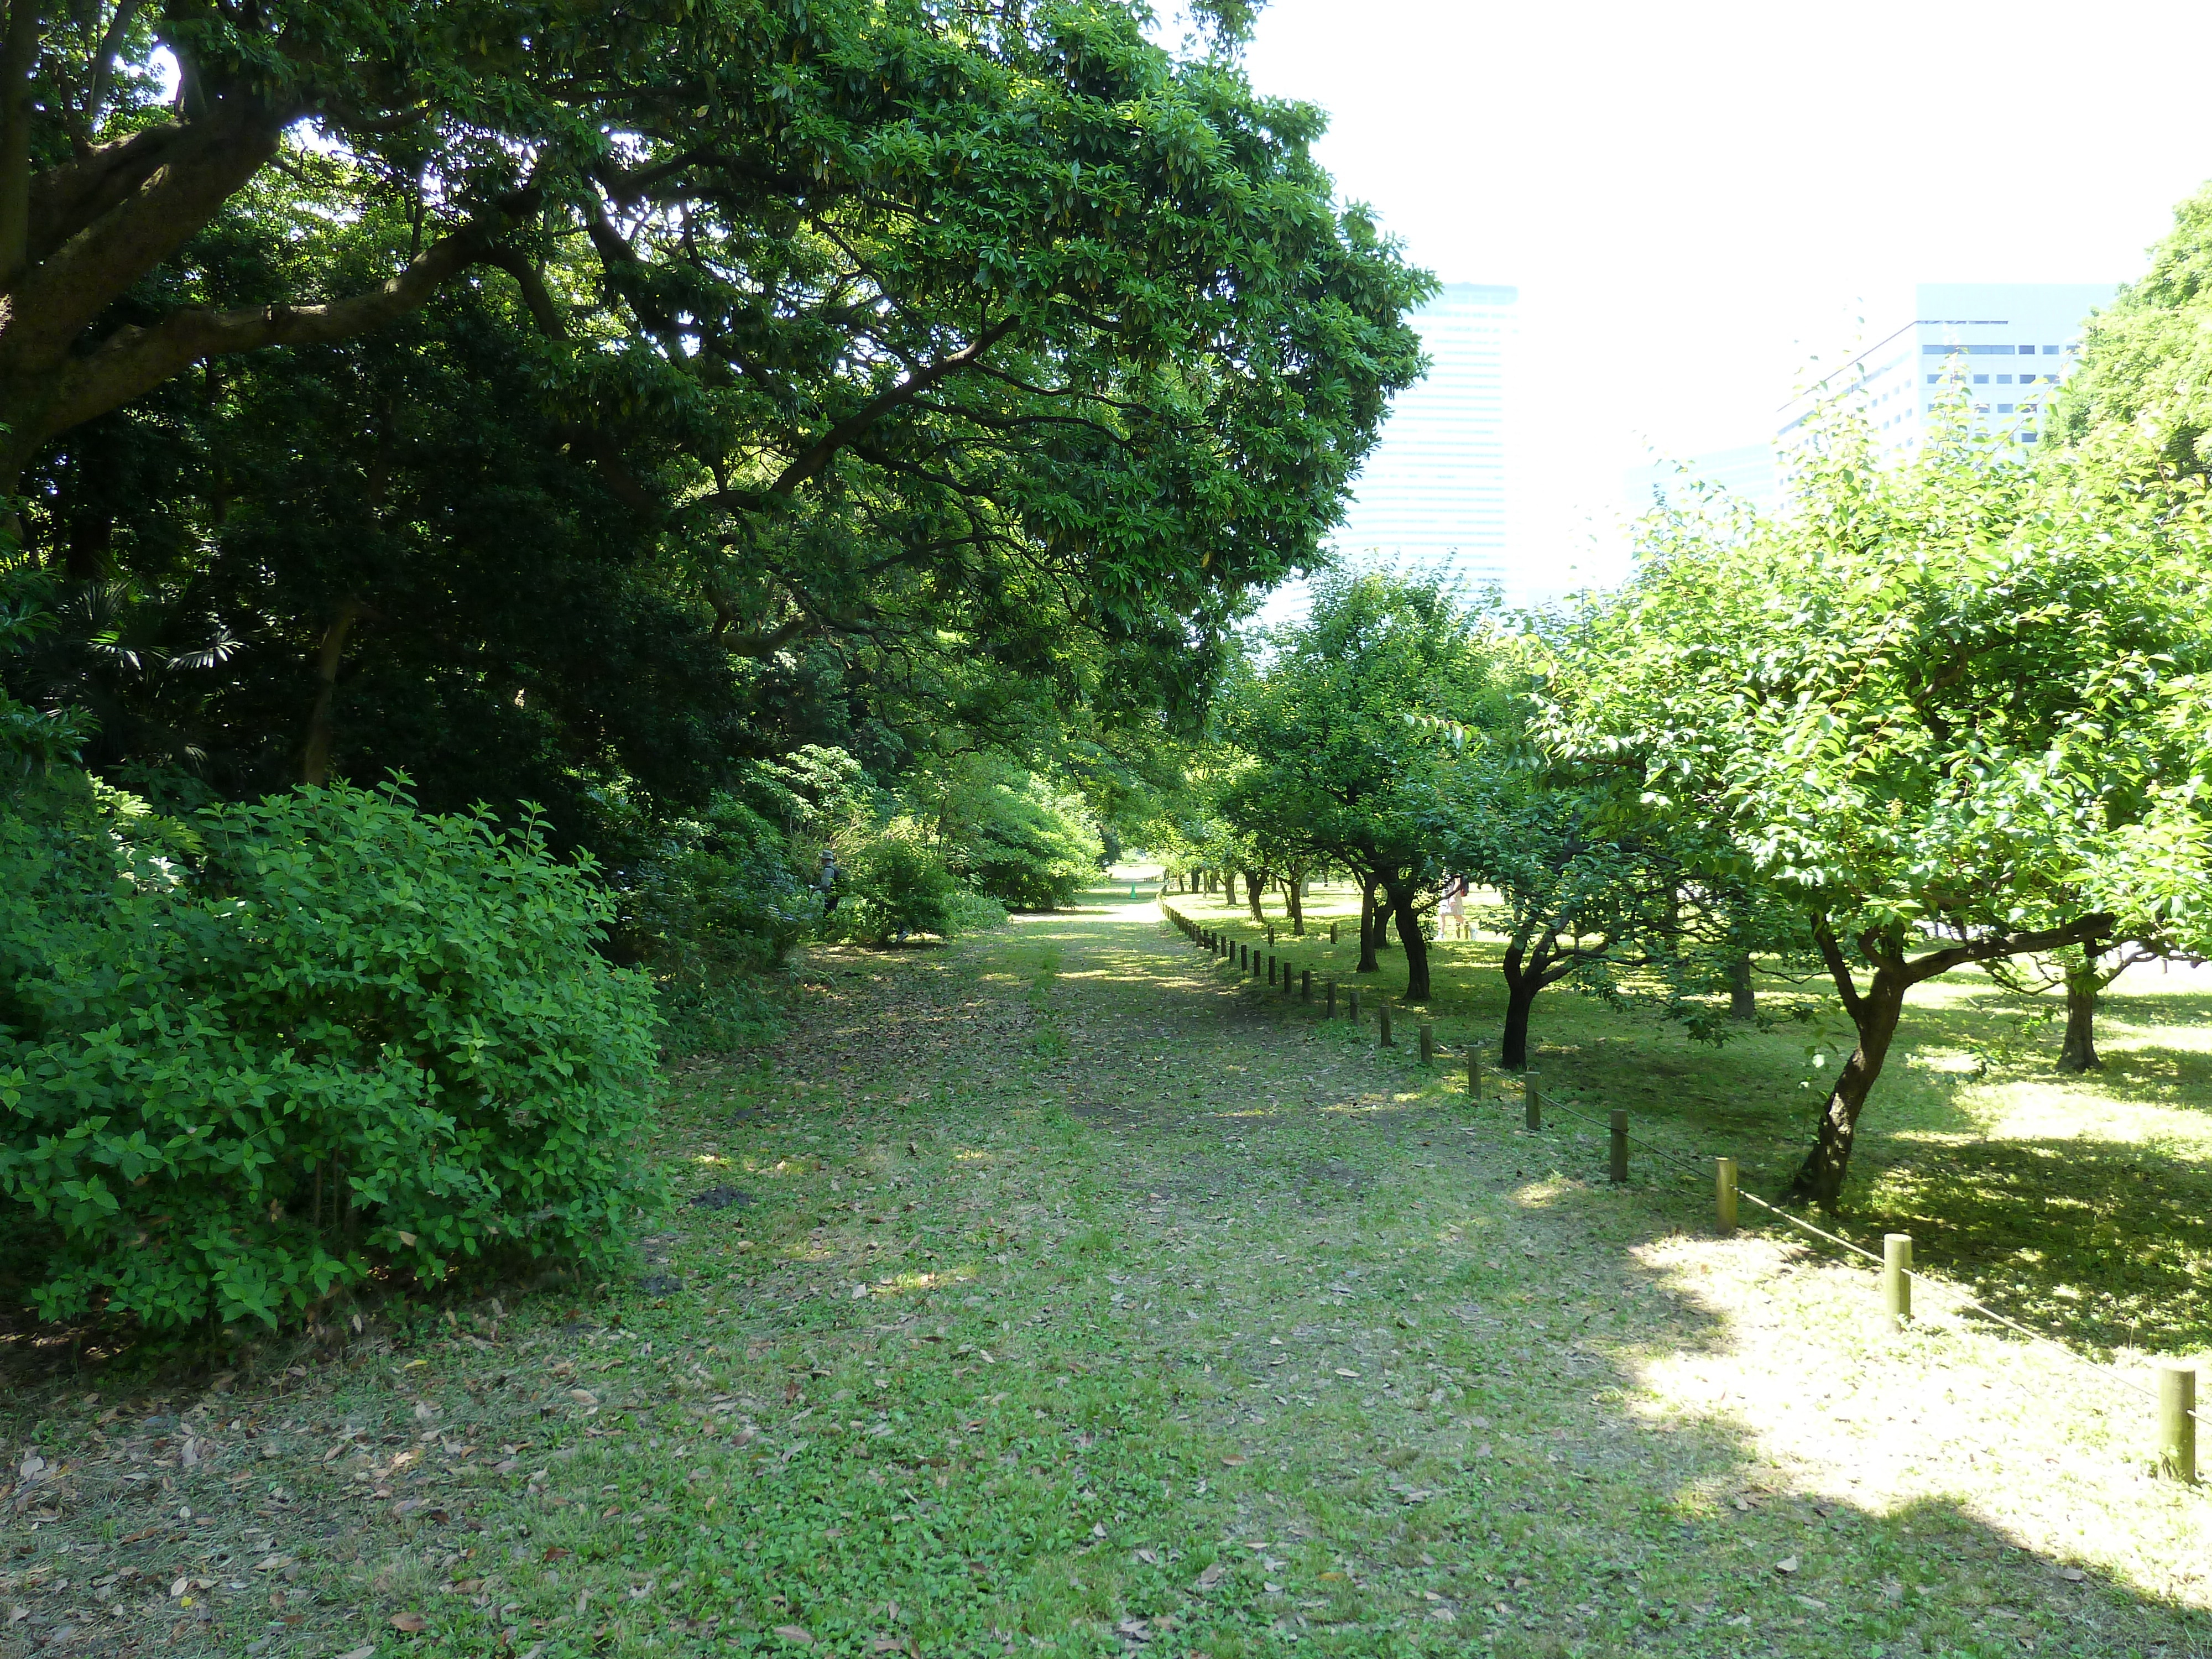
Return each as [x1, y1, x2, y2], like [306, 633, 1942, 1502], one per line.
[1540, 415, 2212, 1204]
[5, 0, 1430, 843]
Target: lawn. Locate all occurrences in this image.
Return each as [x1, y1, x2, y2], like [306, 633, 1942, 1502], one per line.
[1, 881, 2206, 1659]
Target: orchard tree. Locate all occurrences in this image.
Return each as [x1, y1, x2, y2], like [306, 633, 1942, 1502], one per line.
[1215, 571, 1498, 1002]
[1541, 418, 2212, 1208]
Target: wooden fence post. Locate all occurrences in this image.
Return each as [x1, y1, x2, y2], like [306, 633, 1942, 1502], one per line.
[1301, 969, 1312, 1002]
[1267, 954, 1276, 986]
[1883, 1234, 1912, 1325]
[1418, 1022, 1434, 1065]
[1467, 1050, 1481, 1100]
[2158, 1365, 2198, 1483]
[1715, 1158, 1738, 1234]
[1609, 1110, 1629, 1185]
[1326, 980, 1337, 1018]
[1522, 1073, 1540, 1131]
[1378, 1003, 1394, 1046]
[1330, 921, 1338, 945]
[1348, 988, 1361, 1025]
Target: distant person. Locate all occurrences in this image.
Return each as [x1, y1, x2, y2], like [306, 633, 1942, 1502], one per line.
[1440, 873, 1468, 940]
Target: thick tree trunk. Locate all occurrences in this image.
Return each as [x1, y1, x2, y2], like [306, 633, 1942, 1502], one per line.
[1500, 975, 1538, 1071]
[1357, 879, 1381, 973]
[2058, 955, 2101, 1073]
[1388, 886, 1430, 1001]
[1728, 953, 1757, 1022]
[1241, 871, 1265, 924]
[301, 599, 360, 786]
[1785, 970, 1908, 1209]
[1284, 868, 1305, 936]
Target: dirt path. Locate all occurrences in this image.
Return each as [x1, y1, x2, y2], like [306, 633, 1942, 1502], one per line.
[3, 891, 2206, 1658]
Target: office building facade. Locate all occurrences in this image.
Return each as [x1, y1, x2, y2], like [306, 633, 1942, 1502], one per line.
[1780, 281, 2116, 462]
[1329, 282, 1515, 594]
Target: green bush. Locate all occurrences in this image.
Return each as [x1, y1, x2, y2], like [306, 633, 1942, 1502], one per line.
[938, 770, 1102, 910]
[615, 792, 821, 1051]
[944, 888, 1011, 935]
[831, 823, 960, 945]
[0, 778, 664, 1333]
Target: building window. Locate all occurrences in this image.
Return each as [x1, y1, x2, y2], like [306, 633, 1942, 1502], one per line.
[1997, 403, 2015, 414]
[1974, 374, 1989, 384]
[2044, 345, 2060, 354]
[1996, 374, 2012, 384]
[2022, 431, 2039, 441]
[1926, 374, 1939, 384]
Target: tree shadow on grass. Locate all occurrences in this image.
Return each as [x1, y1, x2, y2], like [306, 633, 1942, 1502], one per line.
[1846, 1134, 2212, 1355]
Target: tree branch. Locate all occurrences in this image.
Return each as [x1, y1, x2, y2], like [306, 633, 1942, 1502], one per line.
[37, 194, 536, 441]
[769, 316, 1020, 498]
[0, 0, 43, 283]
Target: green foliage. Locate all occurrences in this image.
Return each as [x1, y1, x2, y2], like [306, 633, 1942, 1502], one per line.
[831, 823, 962, 946]
[1539, 409, 2212, 1199]
[617, 791, 824, 1053]
[921, 760, 1103, 910]
[0, 566, 89, 779]
[2054, 180, 2212, 476]
[0, 779, 664, 1333]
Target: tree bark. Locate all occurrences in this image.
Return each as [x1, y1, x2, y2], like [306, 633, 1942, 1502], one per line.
[1387, 885, 1430, 1001]
[2058, 951, 2102, 1073]
[1784, 969, 1907, 1209]
[1357, 878, 1380, 973]
[1728, 952, 1757, 1021]
[1242, 871, 1266, 924]
[302, 599, 361, 786]
[1283, 868, 1305, 936]
[1500, 974, 1538, 1071]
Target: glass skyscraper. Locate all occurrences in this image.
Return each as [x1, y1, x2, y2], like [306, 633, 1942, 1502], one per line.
[1329, 282, 1515, 596]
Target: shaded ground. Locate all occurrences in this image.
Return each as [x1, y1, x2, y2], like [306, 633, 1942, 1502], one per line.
[1, 887, 2207, 1658]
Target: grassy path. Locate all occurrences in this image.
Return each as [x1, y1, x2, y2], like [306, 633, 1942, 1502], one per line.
[3, 890, 2208, 1658]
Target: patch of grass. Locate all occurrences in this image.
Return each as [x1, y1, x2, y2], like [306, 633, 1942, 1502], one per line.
[0, 885, 2206, 1658]
[1166, 881, 2212, 1358]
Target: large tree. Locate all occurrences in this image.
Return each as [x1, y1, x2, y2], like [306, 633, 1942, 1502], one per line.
[4, 0, 1428, 827]
[1541, 416, 2212, 1207]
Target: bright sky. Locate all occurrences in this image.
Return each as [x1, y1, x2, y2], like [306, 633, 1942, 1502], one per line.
[1232, 0, 2212, 599]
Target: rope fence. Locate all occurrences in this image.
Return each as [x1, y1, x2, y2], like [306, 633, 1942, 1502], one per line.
[1158, 900, 2204, 1482]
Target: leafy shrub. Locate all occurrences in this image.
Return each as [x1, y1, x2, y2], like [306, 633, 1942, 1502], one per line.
[934, 768, 1102, 910]
[945, 888, 1011, 935]
[831, 822, 960, 945]
[615, 792, 821, 1051]
[0, 778, 663, 1333]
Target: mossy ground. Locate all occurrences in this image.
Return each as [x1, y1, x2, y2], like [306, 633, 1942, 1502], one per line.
[2, 880, 2206, 1658]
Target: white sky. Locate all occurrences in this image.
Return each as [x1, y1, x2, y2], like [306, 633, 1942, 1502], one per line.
[1232, 0, 2212, 600]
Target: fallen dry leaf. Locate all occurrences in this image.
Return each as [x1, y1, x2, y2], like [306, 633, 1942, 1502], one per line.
[774, 1625, 816, 1645]
[1774, 1556, 1799, 1575]
[391, 1611, 429, 1632]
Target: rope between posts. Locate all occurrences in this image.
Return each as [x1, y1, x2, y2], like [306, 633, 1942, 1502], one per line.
[1161, 901, 2203, 1432]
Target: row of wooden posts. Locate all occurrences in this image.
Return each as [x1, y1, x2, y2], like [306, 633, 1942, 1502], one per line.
[1159, 902, 2201, 1485]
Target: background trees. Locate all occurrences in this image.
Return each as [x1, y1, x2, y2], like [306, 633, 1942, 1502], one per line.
[1214, 571, 1497, 1001]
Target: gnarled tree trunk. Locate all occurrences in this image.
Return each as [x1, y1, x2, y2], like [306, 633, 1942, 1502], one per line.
[1241, 870, 1265, 924]
[1786, 968, 1908, 1209]
[1357, 878, 1381, 973]
[1387, 884, 1431, 1001]
[1728, 952, 1757, 1022]
[2058, 950, 2102, 1073]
